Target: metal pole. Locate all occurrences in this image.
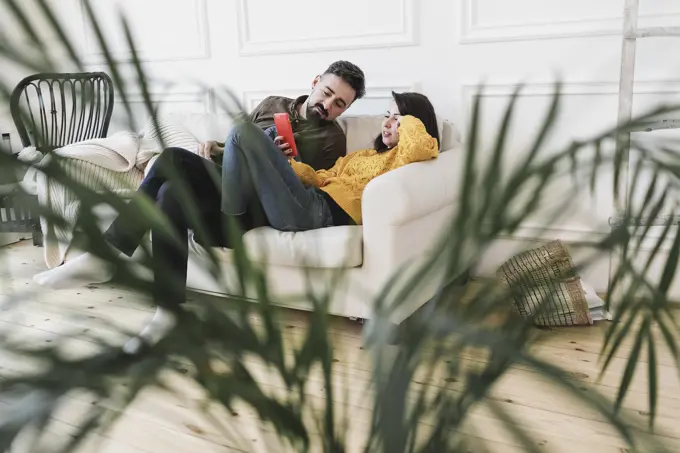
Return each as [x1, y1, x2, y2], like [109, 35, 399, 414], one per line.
[609, 0, 640, 310]
[615, 0, 639, 215]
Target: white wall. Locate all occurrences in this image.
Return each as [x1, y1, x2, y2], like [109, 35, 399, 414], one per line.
[2, 0, 680, 294]
[454, 0, 680, 293]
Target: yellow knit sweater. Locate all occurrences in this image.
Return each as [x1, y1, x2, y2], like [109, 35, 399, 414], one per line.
[290, 115, 439, 225]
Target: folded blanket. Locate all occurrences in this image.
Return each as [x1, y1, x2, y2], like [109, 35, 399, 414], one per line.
[19, 118, 202, 268]
[18, 131, 158, 175]
[54, 131, 143, 172]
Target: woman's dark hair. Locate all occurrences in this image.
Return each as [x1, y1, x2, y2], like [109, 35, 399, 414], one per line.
[373, 91, 439, 153]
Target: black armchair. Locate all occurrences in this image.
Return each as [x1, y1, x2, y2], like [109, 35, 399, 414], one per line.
[3, 72, 114, 246]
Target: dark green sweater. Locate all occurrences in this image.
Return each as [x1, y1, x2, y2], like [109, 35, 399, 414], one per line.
[248, 95, 347, 171]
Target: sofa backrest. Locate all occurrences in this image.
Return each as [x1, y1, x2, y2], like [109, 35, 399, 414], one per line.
[337, 115, 461, 153]
[145, 112, 463, 154]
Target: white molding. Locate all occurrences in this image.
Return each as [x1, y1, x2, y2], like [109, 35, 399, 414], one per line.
[497, 226, 609, 244]
[460, 79, 680, 131]
[236, 0, 418, 55]
[80, 0, 210, 63]
[500, 225, 678, 252]
[242, 83, 418, 113]
[460, 79, 680, 251]
[462, 79, 680, 98]
[112, 89, 214, 126]
[109, 89, 214, 133]
[459, 0, 680, 44]
[116, 89, 213, 108]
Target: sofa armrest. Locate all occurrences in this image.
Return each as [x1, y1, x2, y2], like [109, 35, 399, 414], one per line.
[362, 148, 463, 227]
[358, 148, 465, 324]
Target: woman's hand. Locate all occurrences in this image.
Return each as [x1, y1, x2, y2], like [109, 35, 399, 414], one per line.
[197, 141, 224, 159]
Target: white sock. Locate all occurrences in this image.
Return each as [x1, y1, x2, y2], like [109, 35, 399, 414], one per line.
[123, 306, 177, 354]
[33, 252, 116, 289]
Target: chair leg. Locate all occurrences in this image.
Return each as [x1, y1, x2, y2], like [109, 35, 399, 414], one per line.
[32, 222, 43, 247]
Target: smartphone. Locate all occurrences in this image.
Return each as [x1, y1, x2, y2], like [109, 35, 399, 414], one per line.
[273, 113, 298, 157]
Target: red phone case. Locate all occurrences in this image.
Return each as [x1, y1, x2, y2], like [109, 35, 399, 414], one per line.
[273, 113, 298, 157]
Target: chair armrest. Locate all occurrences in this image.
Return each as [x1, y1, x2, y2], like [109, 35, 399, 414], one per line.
[362, 148, 464, 227]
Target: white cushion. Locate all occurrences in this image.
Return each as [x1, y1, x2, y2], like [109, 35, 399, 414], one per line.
[242, 226, 364, 268]
[143, 112, 234, 144]
[140, 117, 203, 176]
[337, 115, 384, 154]
[141, 116, 200, 152]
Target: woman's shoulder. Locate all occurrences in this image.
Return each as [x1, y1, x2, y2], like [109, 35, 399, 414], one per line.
[348, 148, 378, 157]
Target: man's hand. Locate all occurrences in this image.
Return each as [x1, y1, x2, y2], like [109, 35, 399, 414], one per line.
[197, 141, 223, 159]
[274, 136, 294, 157]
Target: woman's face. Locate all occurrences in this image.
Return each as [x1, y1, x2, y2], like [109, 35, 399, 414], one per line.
[381, 100, 401, 149]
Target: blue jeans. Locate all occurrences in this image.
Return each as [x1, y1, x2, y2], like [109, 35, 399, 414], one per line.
[221, 120, 333, 231]
[105, 147, 230, 306]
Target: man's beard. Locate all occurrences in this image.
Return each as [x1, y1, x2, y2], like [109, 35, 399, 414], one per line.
[306, 102, 330, 124]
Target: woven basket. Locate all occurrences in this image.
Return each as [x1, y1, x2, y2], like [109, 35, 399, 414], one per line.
[496, 240, 592, 327]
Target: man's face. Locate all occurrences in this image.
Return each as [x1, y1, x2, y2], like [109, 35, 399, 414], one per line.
[305, 74, 356, 122]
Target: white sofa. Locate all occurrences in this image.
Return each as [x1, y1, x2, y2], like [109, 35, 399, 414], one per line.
[135, 112, 466, 324]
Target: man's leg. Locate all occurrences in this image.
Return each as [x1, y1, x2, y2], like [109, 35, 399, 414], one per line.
[151, 181, 195, 308]
[107, 147, 223, 254]
[123, 179, 224, 354]
[34, 147, 223, 288]
[221, 121, 332, 231]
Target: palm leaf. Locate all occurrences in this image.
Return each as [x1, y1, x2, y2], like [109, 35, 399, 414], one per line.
[657, 212, 680, 295]
[518, 353, 676, 452]
[34, 0, 84, 69]
[2, 0, 54, 68]
[454, 84, 483, 240]
[4, 3, 680, 451]
[589, 140, 602, 194]
[477, 83, 522, 225]
[647, 329, 657, 429]
[615, 316, 648, 412]
[81, 0, 135, 131]
[484, 399, 545, 453]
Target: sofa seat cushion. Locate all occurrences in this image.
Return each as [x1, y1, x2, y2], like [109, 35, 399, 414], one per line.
[241, 226, 363, 268]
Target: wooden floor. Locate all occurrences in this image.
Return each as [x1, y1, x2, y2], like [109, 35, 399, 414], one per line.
[1, 240, 679, 452]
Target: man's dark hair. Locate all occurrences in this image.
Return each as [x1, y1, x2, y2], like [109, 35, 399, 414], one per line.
[323, 60, 366, 102]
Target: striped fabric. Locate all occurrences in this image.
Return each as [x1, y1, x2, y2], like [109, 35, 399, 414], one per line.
[496, 240, 592, 326]
[40, 118, 201, 268]
[142, 116, 200, 154]
[139, 117, 201, 177]
[39, 159, 143, 268]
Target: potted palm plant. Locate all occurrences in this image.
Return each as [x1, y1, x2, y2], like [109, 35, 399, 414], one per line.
[0, 1, 679, 451]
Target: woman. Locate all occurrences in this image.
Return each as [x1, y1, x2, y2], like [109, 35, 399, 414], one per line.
[221, 91, 440, 232]
[33, 91, 439, 353]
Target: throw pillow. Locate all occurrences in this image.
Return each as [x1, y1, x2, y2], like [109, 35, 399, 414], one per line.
[496, 240, 593, 326]
[139, 116, 201, 175]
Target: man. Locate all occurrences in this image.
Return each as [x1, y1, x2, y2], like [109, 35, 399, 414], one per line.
[199, 59, 365, 172]
[32, 60, 366, 354]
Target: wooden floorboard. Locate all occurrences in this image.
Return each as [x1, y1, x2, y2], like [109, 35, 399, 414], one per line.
[1, 239, 679, 452]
